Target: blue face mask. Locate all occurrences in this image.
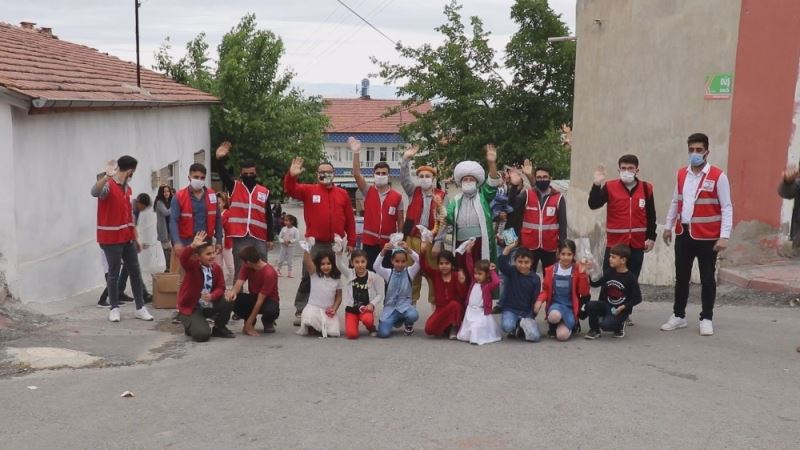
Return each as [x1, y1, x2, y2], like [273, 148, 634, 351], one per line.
[689, 152, 706, 167]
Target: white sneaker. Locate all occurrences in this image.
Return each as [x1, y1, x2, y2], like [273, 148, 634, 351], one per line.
[135, 306, 154, 321]
[660, 314, 688, 331]
[109, 308, 121, 322]
[699, 319, 714, 336]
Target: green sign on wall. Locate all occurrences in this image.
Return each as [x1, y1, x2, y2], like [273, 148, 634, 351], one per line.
[705, 72, 733, 99]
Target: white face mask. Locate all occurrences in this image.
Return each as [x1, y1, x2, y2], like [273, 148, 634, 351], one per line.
[461, 181, 477, 195]
[620, 171, 636, 185]
[374, 175, 389, 187]
[190, 178, 206, 191]
[419, 178, 433, 190]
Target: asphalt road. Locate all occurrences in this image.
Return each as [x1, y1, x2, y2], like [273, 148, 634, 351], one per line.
[2, 265, 800, 449]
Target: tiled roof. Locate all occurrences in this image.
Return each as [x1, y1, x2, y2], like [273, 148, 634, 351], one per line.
[0, 22, 218, 109]
[323, 97, 431, 134]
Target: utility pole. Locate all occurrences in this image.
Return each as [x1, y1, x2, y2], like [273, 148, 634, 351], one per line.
[135, 0, 141, 87]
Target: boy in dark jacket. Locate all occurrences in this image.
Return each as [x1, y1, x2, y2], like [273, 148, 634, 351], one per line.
[584, 244, 642, 340]
[497, 241, 542, 341]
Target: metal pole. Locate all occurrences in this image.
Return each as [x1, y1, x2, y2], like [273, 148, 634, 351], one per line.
[135, 0, 141, 87]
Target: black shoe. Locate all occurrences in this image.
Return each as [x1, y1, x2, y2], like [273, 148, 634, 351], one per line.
[614, 323, 625, 338]
[171, 312, 181, 324]
[96, 300, 110, 308]
[211, 326, 235, 338]
[262, 320, 276, 333]
[231, 313, 241, 321]
[491, 305, 502, 315]
[143, 293, 153, 304]
[547, 323, 557, 338]
[119, 293, 134, 303]
[403, 324, 414, 336]
[584, 330, 601, 340]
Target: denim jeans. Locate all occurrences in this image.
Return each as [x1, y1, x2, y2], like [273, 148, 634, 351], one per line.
[377, 308, 420, 338]
[100, 241, 145, 309]
[500, 310, 541, 341]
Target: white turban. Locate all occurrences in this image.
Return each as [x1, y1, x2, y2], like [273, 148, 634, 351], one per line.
[453, 161, 485, 186]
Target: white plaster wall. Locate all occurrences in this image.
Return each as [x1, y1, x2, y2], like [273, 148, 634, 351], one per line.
[570, 0, 742, 285]
[9, 105, 210, 303]
[779, 59, 800, 236]
[0, 104, 18, 294]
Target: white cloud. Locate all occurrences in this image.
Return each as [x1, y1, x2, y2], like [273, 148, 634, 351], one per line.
[5, 0, 575, 89]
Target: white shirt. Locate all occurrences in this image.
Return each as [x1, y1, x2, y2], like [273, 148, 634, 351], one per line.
[308, 274, 344, 309]
[665, 163, 733, 239]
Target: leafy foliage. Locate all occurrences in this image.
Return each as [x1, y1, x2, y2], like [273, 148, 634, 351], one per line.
[374, 0, 575, 178]
[154, 14, 328, 196]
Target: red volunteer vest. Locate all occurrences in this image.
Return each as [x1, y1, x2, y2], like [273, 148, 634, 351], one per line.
[406, 187, 445, 237]
[97, 179, 136, 245]
[605, 179, 650, 249]
[176, 187, 218, 240]
[675, 166, 723, 240]
[362, 186, 403, 246]
[227, 181, 269, 241]
[520, 189, 562, 252]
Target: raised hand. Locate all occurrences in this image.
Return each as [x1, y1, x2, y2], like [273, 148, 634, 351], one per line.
[593, 165, 607, 185]
[403, 146, 419, 161]
[485, 144, 497, 163]
[783, 166, 800, 184]
[522, 159, 534, 177]
[191, 231, 207, 248]
[104, 160, 118, 178]
[289, 157, 305, 177]
[347, 137, 361, 153]
[215, 141, 232, 160]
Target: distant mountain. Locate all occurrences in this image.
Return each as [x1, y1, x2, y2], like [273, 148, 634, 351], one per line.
[294, 82, 401, 99]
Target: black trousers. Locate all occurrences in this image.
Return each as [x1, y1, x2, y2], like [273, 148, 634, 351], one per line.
[587, 301, 629, 332]
[603, 247, 645, 278]
[179, 301, 233, 342]
[235, 293, 280, 328]
[531, 249, 557, 276]
[363, 244, 392, 271]
[673, 230, 718, 320]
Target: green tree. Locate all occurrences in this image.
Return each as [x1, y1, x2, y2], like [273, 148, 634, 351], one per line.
[374, 0, 574, 178]
[153, 14, 328, 196]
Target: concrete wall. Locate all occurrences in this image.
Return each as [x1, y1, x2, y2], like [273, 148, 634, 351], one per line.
[6, 105, 210, 303]
[570, 0, 742, 285]
[781, 62, 800, 238]
[0, 104, 18, 299]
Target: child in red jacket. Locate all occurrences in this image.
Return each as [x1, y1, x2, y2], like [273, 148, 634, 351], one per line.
[177, 232, 234, 342]
[534, 240, 590, 341]
[457, 241, 502, 345]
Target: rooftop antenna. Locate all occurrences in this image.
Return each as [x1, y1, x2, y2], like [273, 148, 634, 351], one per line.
[135, 0, 141, 87]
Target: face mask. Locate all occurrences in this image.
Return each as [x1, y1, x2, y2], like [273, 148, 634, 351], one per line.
[461, 181, 477, 195]
[241, 174, 257, 189]
[620, 171, 636, 185]
[535, 180, 551, 192]
[318, 173, 334, 185]
[189, 178, 205, 191]
[689, 152, 706, 167]
[419, 178, 433, 190]
[374, 175, 389, 187]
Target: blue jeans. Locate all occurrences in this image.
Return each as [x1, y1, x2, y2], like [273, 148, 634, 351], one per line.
[548, 303, 576, 331]
[500, 310, 540, 340]
[377, 308, 420, 338]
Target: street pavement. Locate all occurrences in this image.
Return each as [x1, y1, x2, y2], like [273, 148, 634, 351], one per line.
[1, 205, 799, 449]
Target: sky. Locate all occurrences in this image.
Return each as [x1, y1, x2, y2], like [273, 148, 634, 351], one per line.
[5, 0, 576, 98]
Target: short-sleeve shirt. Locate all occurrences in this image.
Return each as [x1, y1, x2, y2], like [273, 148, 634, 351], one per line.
[308, 274, 343, 309]
[238, 263, 279, 302]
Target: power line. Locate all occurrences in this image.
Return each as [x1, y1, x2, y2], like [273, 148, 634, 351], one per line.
[336, 0, 396, 46]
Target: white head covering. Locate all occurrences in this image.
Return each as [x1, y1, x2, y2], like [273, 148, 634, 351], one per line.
[453, 161, 485, 186]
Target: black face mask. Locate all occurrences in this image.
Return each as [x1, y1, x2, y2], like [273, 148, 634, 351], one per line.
[241, 174, 257, 189]
[535, 180, 551, 192]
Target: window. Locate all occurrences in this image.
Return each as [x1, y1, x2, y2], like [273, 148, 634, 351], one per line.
[346, 150, 352, 161]
[159, 161, 179, 189]
[365, 147, 375, 167]
[391, 147, 400, 162]
[379, 147, 387, 162]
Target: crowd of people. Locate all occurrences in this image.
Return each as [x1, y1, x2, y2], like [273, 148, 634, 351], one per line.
[93, 131, 800, 345]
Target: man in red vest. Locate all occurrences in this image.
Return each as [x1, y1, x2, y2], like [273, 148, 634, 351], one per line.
[216, 142, 274, 277]
[400, 146, 446, 304]
[588, 154, 657, 277]
[349, 136, 404, 269]
[285, 157, 356, 325]
[512, 163, 567, 274]
[662, 133, 733, 336]
[169, 162, 223, 269]
[91, 156, 154, 323]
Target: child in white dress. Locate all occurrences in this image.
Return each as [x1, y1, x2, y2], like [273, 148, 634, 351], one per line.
[297, 244, 343, 338]
[457, 256, 502, 345]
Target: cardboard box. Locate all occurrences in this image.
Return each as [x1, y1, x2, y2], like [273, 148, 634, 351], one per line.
[152, 272, 179, 309]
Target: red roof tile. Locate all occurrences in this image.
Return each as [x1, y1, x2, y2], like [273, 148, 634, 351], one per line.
[0, 22, 218, 108]
[324, 97, 431, 134]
